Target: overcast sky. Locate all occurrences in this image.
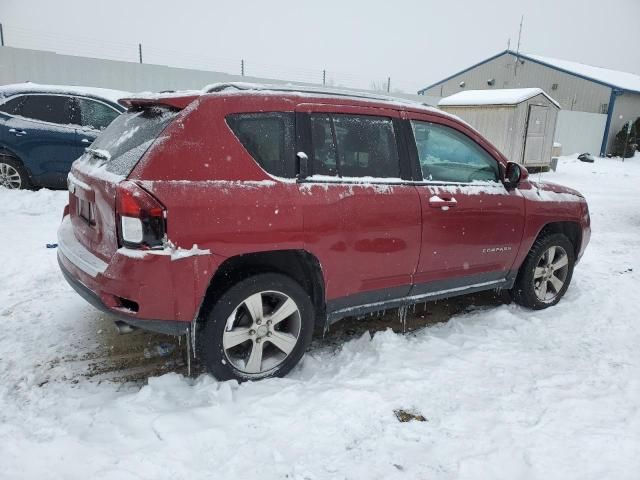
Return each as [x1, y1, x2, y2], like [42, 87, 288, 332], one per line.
[2, 0, 639, 93]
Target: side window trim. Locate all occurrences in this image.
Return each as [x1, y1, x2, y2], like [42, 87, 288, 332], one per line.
[295, 111, 312, 176]
[394, 118, 417, 181]
[407, 118, 502, 185]
[328, 116, 341, 177]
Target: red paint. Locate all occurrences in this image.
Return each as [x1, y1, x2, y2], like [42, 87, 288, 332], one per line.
[59, 91, 590, 329]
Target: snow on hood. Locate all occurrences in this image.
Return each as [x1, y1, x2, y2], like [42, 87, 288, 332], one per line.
[523, 180, 585, 202]
[0, 82, 130, 106]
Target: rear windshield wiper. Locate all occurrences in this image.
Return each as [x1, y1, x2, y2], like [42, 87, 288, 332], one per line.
[85, 148, 111, 161]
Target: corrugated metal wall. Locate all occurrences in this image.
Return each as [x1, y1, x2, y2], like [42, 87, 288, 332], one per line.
[0, 46, 440, 105]
[421, 52, 612, 114]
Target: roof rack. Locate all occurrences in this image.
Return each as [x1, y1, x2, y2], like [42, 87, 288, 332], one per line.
[203, 82, 420, 106]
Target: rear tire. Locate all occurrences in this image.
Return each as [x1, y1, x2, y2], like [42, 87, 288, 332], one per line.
[512, 233, 575, 309]
[197, 273, 314, 381]
[0, 155, 32, 190]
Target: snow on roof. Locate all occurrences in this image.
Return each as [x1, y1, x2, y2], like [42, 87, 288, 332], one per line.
[0, 82, 130, 106]
[523, 53, 640, 93]
[438, 88, 560, 108]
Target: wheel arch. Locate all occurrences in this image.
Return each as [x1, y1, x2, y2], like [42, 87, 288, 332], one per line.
[197, 249, 327, 333]
[0, 146, 36, 185]
[535, 221, 582, 258]
[0, 145, 24, 162]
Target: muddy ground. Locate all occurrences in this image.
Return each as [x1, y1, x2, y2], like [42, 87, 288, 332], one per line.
[58, 291, 507, 385]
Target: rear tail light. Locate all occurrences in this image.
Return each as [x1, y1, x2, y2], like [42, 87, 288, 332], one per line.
[116, 181, 166, 249]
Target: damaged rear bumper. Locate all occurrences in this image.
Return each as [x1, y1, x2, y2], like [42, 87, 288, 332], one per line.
[56, 215, 224, 336]
[58, 255, 189, 336]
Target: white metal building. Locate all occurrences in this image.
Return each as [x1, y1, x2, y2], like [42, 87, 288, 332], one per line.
[419, 50, 640, 156]
[438, 88, 560, 169]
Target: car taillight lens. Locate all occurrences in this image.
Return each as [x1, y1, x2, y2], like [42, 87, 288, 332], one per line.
[116, 181, 166, 249]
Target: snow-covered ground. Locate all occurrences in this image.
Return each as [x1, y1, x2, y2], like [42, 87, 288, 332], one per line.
[1, 155, 639, 479]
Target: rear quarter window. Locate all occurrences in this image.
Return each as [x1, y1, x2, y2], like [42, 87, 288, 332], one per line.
[77, 98, 121, 130]
[226, 112, 295, 178]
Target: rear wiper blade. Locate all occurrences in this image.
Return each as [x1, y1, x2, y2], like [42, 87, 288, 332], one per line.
[85, 148, 111, 161]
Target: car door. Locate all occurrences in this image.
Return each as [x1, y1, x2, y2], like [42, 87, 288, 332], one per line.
[406, 114, 526, 296]
[74, 96, 122, 146]
[295, 104, 422, 319]
[2, 94, 81, 188]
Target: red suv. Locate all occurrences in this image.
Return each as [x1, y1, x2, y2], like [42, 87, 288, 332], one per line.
[58, 84, 591, 381]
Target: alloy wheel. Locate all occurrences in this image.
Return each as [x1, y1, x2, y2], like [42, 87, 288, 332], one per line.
[222, 290, 302, 375]
[0, 162, 22, 189]
[533, 245, 569, 302]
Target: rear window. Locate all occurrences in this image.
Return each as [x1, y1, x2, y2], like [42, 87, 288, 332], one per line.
[226, 112, 295, 178]
[88, 107, 177, 176]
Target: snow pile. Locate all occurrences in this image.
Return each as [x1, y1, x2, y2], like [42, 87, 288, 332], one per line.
[1, 155, 640, 479]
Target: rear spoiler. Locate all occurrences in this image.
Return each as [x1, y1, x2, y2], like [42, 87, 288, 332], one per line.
[118, 94, 200, 110]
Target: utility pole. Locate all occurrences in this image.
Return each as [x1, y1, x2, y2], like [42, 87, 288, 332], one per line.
[322, 69, 326, 86]
[514, 15, 523, 77]
[0, 23, 4, 47]
[241, 59, 245, 76]
[387, 76, 391, 93]
[138, 43, 143, 64]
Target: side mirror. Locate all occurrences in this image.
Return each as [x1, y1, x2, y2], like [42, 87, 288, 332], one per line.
[296, 151, 309, 180]
[504, 161, 527, 189]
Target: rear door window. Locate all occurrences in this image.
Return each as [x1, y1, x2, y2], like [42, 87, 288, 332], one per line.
[19, 95, 74, 125]
[226, 112, 295, 178]
[411, 120, 499, 183]
[309, 113, 400, 178]
[76, 98, 121, 130]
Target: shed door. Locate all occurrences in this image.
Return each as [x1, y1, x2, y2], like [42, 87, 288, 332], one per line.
[522, 105, 548, 166]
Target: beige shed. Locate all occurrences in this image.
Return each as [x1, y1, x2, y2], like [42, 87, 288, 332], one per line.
[438, 88, 560, 169]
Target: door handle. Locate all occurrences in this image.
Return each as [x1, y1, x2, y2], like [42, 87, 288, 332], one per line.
[81, 138, 91, 143]
[428, 195, 457, 209]
[9, 128, 27, 136]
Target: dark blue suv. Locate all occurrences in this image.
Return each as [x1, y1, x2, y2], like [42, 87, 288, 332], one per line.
[0, 83, 128, 189]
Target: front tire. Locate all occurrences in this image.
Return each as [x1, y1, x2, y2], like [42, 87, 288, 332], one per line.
[197, 273, 314, 381]
[512, 233, 576, 309]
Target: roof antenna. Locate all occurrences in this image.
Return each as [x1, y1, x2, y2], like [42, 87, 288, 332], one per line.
[514, 15, 524, 77]
[507, 38, 511, 50]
